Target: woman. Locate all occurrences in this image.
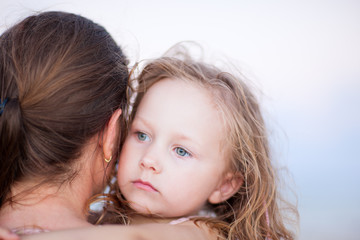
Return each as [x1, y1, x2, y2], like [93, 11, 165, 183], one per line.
[0, 11, 128, 233]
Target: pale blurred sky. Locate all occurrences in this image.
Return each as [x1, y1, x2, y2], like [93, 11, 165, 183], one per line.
[1, 1, 359, 239]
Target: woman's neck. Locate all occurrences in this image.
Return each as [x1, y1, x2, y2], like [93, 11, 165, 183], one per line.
[0, 182, 93, 230]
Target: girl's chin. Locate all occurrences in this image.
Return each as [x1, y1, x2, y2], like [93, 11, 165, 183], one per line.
[129, 202, 155, 215]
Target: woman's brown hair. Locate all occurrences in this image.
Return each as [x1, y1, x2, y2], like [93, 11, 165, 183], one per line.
[0, 11, 128, 208]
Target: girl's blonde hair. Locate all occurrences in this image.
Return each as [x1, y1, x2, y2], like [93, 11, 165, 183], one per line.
[99, 49, 297, 240]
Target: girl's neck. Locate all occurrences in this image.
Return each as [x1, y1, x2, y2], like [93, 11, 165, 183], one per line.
[128, 205, 215, 225]
[0, 182, 93, 230]
[129, 214, 177, 225]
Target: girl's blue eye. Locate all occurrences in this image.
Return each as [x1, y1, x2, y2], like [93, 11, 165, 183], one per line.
[175, 147, 190, 157]
[137, 132, 149, 142]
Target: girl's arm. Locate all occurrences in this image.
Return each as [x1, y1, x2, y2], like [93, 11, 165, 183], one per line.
[22, 222, 218, 240]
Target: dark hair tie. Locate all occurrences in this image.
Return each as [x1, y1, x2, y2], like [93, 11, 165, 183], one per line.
[0, 98, 9, 116]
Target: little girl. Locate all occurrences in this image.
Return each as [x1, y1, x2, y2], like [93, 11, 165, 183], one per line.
[15, 52, 296, 240]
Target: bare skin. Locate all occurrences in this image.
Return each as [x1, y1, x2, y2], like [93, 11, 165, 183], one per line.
[21, 222, 217, 240]
[0, 110, 121, 232]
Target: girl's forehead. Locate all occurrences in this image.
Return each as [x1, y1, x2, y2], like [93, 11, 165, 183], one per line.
[143, 78, 216, 111]
[142, 77, 229, 138]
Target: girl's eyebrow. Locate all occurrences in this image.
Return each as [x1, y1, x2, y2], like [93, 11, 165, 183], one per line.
[132, 115, 152, 129]
[172, 131, 202, 153]
[173, 132, 196, 144]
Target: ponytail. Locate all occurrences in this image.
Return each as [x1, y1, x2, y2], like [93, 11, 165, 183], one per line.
[0, 97, 23, 206]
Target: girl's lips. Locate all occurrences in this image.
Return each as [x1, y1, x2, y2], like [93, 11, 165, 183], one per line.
[133, 180, 158, 192]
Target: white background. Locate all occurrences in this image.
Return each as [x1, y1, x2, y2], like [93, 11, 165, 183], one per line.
[1, 1, 359, 239]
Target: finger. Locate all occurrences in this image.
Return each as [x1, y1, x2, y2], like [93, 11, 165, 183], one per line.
[0, 228, 19, 240]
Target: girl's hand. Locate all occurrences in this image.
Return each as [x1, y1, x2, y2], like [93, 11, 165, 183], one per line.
[0, 228, 19, 240]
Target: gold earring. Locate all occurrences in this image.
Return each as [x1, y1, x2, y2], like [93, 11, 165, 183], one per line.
[104, 155, 112, 163]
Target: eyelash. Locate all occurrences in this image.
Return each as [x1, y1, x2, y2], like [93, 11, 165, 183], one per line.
[135, 131, 150, 142]
[174, 147, 192, 158]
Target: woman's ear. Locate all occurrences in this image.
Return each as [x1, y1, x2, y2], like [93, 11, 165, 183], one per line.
[208, 172, 243, 204]
[102, 109, 122, 161]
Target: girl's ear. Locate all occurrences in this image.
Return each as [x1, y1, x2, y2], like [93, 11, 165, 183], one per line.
[208, 172, 243, 204]
[102, 109, 122, 160]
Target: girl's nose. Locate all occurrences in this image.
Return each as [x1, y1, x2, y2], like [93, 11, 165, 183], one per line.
[139, 153, 161, 173]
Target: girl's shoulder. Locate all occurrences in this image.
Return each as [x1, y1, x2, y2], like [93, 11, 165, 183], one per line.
[169, 208, 217, 225]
